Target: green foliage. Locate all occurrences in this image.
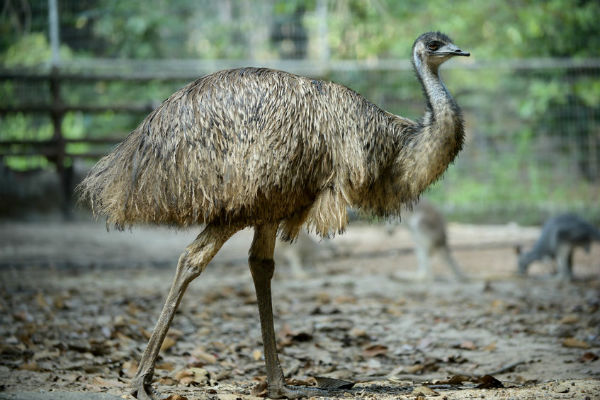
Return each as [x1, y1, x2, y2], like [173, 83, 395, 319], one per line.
[0, 0, 599, 221]
[1, 33, 72, 67]
[1, 113, 53, 170]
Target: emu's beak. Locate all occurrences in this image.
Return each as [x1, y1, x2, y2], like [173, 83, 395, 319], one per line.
[433, 43, 471, 57]
[439, 44, 470, 57]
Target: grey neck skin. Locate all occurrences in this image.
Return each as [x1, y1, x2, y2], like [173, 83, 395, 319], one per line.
[413, 52, 457, 120]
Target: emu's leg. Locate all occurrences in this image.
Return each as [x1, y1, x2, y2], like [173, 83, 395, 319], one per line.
[131, 224, 238, 400]
[249, 224, 327, 399]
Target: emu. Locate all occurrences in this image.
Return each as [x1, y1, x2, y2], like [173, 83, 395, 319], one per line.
[79, 32, 469, 399]
[517, 214, 600, 281]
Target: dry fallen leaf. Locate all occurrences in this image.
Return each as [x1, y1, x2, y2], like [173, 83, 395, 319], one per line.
[141, 328, 152, 340]
[559, 314, 579, 325]
[156, 361, 175, 371]
[316, 292, 331, 304]
[363, 344, 388, 357]
[483, 342, 497, 352]
[35, 292, 48, 309]
[334, 295, 357, 304]
[158, 377, 178, 386]
[175, 367, 211, 386]
[458, 340, 477, 350]
[168, 328, 184, 338]
[163, 395, 188, 400]
[554, 383, 570, 393]
[19, 361, 41, 371]
[127, 302, 142, 316]
[350, 328, 368, 338]
[579, 352, 598, 362]
[286, 377, 316, 387]
[32, 349, 59, 361]
[252, 349, 262, 361]
[160, 336, 177, 352]
[191, 347, 217, 364]
[445, 375, 471, 385]
[278, 324, 314, 347]
[52, 295, 65, 310]
[251, 380, 268, 397]
[404, 364, 424, 374]
[562, 337, 590, 349]
[490, 299, 504, 310]
[92, 376, 124, 387]
[412, 385, 439, 396]
[115, 332, 132, 343]
[476, 375, 504, 389]
[122, 360, 138, 378]
[12, 311, 33, 323]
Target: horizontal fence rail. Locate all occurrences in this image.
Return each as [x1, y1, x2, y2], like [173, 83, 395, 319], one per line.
[3, 57, 600, 78]
[1, 58, 599, 220]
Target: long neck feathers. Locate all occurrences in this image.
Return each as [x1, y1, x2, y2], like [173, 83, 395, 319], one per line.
[353, 53, 465, 217]
[398, 51, 464, 198]
[413, 51, 462, 136]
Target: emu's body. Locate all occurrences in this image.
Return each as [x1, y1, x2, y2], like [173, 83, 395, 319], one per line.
[79, 32, 469, 399]
[518, 214, 600, 280]
[81, 66, 460, 238]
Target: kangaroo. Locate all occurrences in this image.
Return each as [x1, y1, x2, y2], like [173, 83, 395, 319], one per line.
[274, 230, 337, 278]
[517, 214, 600, 281]
[388, 199, 467, 281]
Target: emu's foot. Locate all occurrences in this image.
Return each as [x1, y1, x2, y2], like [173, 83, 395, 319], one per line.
[268, 384, 332, 399]
[131, 374, 158, 400]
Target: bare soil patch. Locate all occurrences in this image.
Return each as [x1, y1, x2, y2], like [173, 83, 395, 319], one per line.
[1, 221, 599, 399]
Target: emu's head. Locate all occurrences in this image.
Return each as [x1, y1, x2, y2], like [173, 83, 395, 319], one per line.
[412, 32, 470, 70]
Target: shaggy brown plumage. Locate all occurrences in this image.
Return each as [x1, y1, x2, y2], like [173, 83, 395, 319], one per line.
[79, 34, 465, 239]
[79, 32, 470, 400]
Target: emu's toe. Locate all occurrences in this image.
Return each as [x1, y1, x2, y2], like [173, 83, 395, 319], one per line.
[268, 384, 332, 399]
[131, 375, 158, 400]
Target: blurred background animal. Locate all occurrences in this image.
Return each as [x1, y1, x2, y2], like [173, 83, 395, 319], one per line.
[516, 214, 600, 281]
[274, 230, 338, 278]
[387, 199, 467, 281]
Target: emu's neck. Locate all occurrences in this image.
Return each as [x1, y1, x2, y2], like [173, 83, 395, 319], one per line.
[414, 54, 458, 124]
[392, 53, 464, 202]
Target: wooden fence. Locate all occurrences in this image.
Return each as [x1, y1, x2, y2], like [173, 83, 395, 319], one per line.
[0, 68, 196, 214]
[2, 59, 599, 220]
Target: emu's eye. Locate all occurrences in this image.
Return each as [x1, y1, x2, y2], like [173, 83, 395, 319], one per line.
[427, 42, 439, 51]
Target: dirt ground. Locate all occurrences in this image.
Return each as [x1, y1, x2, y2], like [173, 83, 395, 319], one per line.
[1, 219, 599, 399]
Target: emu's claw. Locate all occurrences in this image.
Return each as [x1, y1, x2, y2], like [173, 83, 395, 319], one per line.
[268, 384, 332, 399]
[131, 375, 158, 400]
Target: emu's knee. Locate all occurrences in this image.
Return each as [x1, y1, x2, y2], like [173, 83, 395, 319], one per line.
[249, 256, 275, 281]
[176, 250, 207, 283]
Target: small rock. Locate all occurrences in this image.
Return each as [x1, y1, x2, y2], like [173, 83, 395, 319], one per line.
[412, 385, 439, 396]
[554, 383, 570, 393]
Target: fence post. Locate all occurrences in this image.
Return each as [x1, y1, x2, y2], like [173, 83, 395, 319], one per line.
[49, 67, 72, 217]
